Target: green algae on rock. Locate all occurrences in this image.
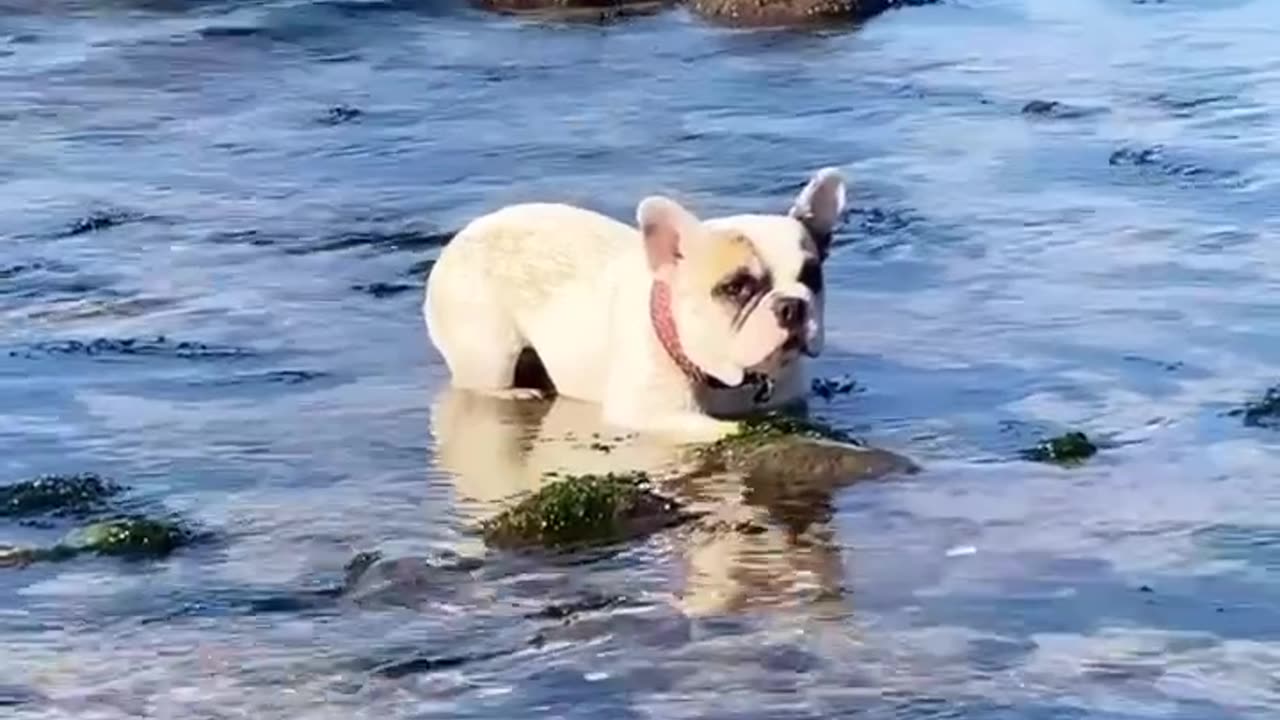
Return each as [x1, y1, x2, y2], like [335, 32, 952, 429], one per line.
[481, 472, 690, 551]
[63, 516, 195, 559]
[0, 473, 124, 518]
[1230, 385, 1280, 428]
[691, 413, 917, 487]
[1020, 432, 1098, 465]
[693, 414, 859, 469]
[723, 414, 860, 447]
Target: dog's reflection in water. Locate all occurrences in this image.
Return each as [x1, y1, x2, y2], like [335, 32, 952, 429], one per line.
[430, 386, 900, 616]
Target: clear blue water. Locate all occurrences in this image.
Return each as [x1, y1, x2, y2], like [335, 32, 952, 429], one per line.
[4, 0, 1280, 717]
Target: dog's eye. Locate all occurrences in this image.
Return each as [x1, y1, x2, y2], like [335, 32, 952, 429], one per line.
[719, 274, 756, 302]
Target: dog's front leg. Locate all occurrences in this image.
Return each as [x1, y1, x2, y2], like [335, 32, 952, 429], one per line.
[605, 406, 740, 443]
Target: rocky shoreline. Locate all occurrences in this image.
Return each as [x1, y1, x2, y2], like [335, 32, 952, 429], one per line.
[474, 0, 933, 27]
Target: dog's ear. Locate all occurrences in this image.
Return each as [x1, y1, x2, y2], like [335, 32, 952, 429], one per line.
[789, 167, 847, 259]
[637, 196, 702, 274]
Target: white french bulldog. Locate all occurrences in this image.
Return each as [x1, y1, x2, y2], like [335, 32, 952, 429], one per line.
[423, 167, 847, 441]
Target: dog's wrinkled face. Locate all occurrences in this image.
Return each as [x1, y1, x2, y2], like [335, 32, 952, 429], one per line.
[639, 167, 847, 388]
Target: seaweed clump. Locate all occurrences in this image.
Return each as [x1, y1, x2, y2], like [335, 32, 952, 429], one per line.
[1020, 431, 1098, 465]
[1, 517, 195, 567]
[64, 517, 195, 559]
[481, 472, 689, 551]
[1230, 385, 1280, 429]
[0, 473, 201, 567]
[0, 473, 123, 518]
[724, 414, 859, 446]
[694, 414, 859, 468]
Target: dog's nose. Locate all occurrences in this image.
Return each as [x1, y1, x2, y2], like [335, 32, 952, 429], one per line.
[773, 297, 807, 330]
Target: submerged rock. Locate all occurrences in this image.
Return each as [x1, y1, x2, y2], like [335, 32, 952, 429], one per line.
[692, 414, 916, 490]
[63, 516, 195, 559]
[340, 550, 485, 606]
[478, 415, 917, 552]
[1230, 385, 1280, 429]
[1, 471, 203, 567]
[0, 473, 123, 518]
[732, 435, 916, 483]
[1020, 431, 1098, 465]
[481, 472, 691, 551]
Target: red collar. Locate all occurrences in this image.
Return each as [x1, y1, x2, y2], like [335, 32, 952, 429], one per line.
[649, 278, 710, 385]
[649, 278, 774, 400]
[650, 278, 768, 404]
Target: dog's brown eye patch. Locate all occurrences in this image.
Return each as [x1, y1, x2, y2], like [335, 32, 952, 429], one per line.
[714, 270, 759, 304]
[798, 259, 823, 295]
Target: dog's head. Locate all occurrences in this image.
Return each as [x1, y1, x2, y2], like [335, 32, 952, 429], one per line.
[639, 167, 846, 388]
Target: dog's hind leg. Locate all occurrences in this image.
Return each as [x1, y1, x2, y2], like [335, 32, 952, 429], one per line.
[424, 277, 546, 401]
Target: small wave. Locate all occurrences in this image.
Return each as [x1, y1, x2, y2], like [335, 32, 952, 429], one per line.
[288, 228, 455, 255]
[352, 281, 419, 298]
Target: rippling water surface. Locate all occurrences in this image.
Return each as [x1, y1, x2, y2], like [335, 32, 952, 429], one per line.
[4, 0, 1280, 717]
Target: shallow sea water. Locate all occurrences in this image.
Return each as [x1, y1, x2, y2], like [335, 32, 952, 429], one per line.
[4, 0, 1280, 717]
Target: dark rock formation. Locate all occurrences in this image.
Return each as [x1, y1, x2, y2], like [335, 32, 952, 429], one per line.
[688, 0, 890, 25]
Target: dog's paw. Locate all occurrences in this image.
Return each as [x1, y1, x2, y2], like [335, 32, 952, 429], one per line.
[653, 414, 741, 443]
[482, 388, 546, 402]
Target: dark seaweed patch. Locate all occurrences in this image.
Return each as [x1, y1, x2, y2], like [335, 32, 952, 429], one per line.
[198, 25, 265, 39]
[1229, 385, 1280, 429]
[8, 336, 255, 360]
[481, 472, 691, 551]
[1020, 431, 1098, 465]
[1, 471, 204, 566]
[319, 104, 363, 126]
[369, 647, 512, 679]
[1109, 146, 1164, 167]
[64, 516, 196, 559]
[206, 229, 282, 247]
[1109, 144, 1243, 188]
[1148, 92, 1232, 114]
[529, 592, 627, 620]
[843, 204, 923, 254]
[199, 370, 329, 386]
[0, 473, 124, 518]
[1021, 99, 1103, 120]
[811, 374, 860, 400]
[59, 209, 145, 238]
